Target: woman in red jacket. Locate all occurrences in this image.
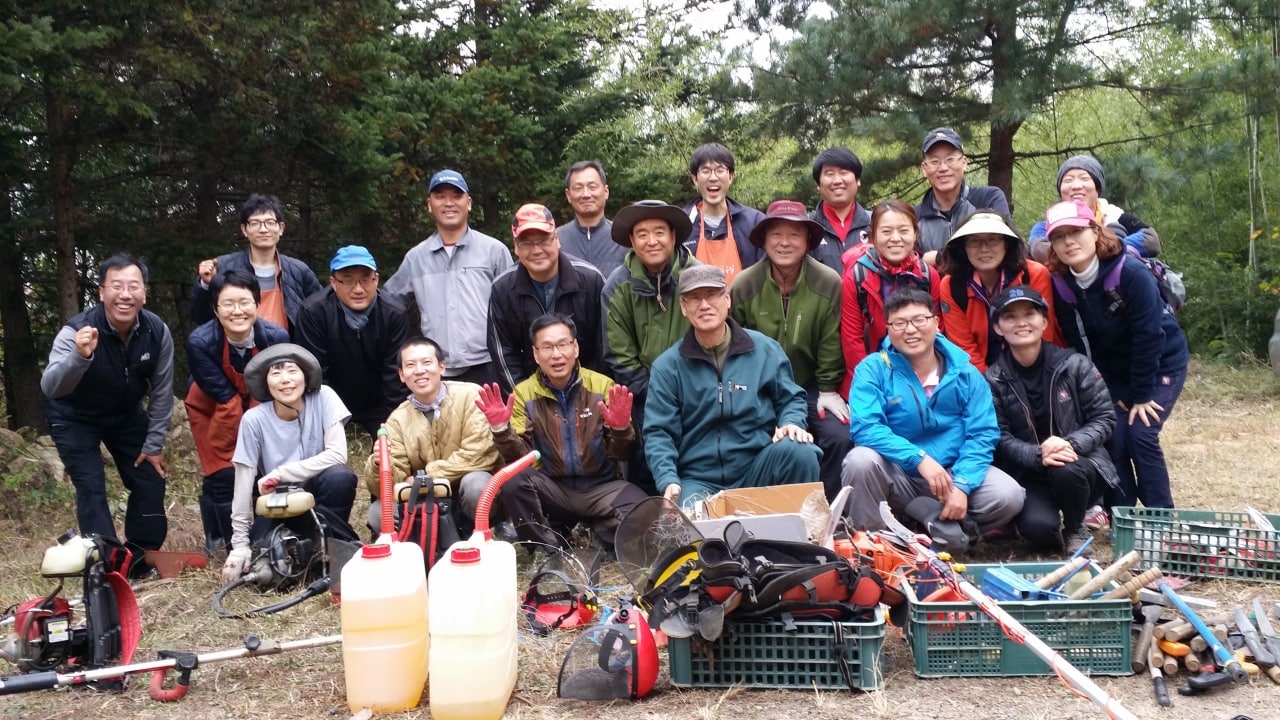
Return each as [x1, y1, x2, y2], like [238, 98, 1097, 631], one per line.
[938, 211, 1062, 371]
[839, 199, 942, 396]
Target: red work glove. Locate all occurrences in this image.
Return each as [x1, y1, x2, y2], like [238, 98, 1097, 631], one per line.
[598, 383, 633, 430]
[475, 382, 514, 428]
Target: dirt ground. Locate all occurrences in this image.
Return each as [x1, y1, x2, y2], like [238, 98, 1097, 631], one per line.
[3, 360, 1279, 719]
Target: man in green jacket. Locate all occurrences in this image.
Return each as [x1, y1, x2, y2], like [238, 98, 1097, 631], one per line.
[646, 265, 821, 510]
[602, 200, 696, 491]
[731, 199, 849, 499]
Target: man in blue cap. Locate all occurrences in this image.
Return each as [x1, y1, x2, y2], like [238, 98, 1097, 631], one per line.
[385, 170, 514, 385]
[296, 245, 411, 436]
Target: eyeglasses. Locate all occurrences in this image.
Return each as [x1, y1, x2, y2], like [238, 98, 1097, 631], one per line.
[887, 314, 935, 332]
[568, 182, 603, 194]
[217, 299, 257, 312]
[696, 165, 732, 179]
[922, 155, 966, 171]
[535, 339, 576, 355]
[332, 276, 377, 288]
[245, 219, 280, 230]
[964, 236, 1005, 249]
[103, 282, 144, 293]
[515, 236, 556, 250]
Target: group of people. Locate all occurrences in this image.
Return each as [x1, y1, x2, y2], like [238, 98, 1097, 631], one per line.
[39, 126, 1188, 583]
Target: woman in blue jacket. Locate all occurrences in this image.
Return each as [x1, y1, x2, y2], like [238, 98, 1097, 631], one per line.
[1042, 200, 1188, 512]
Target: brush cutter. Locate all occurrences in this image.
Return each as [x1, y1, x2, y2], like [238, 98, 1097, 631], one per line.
[877, 502, 1139, 720]
[0, 532, 140, 689]
[0, 633, 340, 700]
[211, 485, 361, 619]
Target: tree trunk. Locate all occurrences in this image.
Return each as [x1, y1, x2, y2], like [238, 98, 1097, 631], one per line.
[46, 81, 80, 320]
[0, 184, 47, 431]
[986, 8, 1020, 212]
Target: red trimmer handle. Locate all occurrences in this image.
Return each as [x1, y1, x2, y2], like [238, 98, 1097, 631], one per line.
[149, 667, 190, 702]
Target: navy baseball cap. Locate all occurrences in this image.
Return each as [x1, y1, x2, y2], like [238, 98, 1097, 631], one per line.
[990, 286, 1049, 319]
[428, 169, 469, 194]
[922, 127, 964, 154]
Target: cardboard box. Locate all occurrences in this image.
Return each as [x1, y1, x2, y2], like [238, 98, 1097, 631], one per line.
[699, 483, 825, 519]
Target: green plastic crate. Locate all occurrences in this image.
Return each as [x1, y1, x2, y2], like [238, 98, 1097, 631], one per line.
[1112, 507, 1280, 584]
[905, 562, 1132, 677]
[668, 616, 886, 690]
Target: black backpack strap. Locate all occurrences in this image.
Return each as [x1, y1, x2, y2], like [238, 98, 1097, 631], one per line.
[830, 619, 858, 691]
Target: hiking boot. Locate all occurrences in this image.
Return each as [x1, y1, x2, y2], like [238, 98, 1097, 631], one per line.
[1065, 527, 1095, 558]
[1083, 505, 1110, 531]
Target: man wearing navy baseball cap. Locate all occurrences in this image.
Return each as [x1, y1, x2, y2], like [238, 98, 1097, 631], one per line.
[296, 244, 411, 436]
[914, 127, 1010, 265]
[385, 169, 514, 385]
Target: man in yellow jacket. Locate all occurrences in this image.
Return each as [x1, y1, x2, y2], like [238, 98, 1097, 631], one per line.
[365, 336, 500, 533]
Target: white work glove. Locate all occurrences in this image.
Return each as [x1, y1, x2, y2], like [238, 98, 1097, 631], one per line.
[222, 546, 252, 584]
[816, 391, 850, 424]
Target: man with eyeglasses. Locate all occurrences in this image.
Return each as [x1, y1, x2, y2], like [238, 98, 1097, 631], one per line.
[557, 160, 627, 279]
[645, 265, 821, 510]
[42, 253, 175, 577]
[808, 146, 873, 274]
[474, 313, 646, 550]
[190, 193, 322, 335]
[488, 203, 606, 395]
[681, 142, 765, 286]
[914, 127, 1010, 266]
[840, 287, 1024, 550]
[385, 169, 514, 386]
[296, 245, 410, 437]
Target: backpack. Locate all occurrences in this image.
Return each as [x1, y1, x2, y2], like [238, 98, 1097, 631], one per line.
[1051, 247, 1185, 314]
[851, 258, 935, 355]
[395, 471, 463, 572]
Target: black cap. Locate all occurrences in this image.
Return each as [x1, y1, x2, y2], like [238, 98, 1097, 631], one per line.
[990, 285, 1049, 320]
[922, 127, 964, 154]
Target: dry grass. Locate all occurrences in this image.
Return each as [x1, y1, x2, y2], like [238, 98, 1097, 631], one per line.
[4, 359, 1280, 719]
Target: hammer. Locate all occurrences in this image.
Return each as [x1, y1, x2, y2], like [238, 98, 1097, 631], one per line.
[1133, 604, 1162, 673]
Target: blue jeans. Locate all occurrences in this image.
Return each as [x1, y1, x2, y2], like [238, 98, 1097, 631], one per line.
[48, 410, 167, 555]
[1105, 368, 1186, 509]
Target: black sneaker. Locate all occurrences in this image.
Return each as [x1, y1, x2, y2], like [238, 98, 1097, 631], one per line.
[1065, 527, 1094, 557]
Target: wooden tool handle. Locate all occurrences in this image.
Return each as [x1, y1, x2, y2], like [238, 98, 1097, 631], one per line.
[1133, 622, 1155, 673]
[1101, 567, 1163, 600]
[1067, 550, 1141, 600]
[1034, 556, 1089, 589]
[1184, 652, 1202, 673]
[1165, 613, 1233, 642]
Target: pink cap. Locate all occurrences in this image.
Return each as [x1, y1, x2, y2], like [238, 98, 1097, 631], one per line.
[1044, 199, 1094, 234]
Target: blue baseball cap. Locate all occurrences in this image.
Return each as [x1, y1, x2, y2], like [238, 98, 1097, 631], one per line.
[330, 245, 378, 273]
[428, 169, 469, 194]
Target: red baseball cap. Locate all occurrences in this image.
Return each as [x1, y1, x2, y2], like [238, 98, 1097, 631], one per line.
[511, 203, 557, 238]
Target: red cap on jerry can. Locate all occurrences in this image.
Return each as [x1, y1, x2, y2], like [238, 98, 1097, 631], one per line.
[361, 544, 391, 559]
[450, 546, 481, 564]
